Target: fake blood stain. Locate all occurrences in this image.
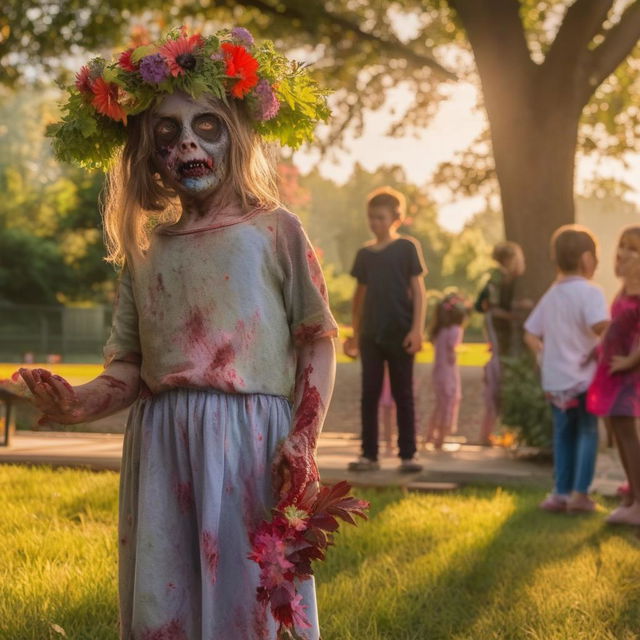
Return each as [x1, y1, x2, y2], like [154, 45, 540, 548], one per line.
[174, 481, 194, 514]
[140, 618, 187, 640]
[201, 530, 219, 583]
[293, 323, 324, 345]
[185, 307, 207, 344]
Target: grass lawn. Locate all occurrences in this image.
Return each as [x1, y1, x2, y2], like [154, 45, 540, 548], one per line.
[3, 466, 640, 640]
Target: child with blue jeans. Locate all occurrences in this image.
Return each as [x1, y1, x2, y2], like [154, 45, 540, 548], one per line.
[524, 225, 609, 513]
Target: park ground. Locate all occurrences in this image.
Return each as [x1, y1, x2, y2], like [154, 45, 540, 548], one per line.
[2, 465, 640, 640]
[1, 351, 637, 640]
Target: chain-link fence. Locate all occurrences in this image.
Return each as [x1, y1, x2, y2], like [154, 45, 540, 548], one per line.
[0, 304, 111, 363]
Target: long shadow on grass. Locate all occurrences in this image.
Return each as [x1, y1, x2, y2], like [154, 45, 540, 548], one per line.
[342, 487, 624, 640]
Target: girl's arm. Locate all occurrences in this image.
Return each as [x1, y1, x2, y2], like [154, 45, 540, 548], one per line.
[610, 346, 640, 374]
[344, 283, 366, 358]
[403, 274, 426, 354]
[273, 337, 336, 505]
[524, 331, 543, 355]
[17, 360, 141, 426]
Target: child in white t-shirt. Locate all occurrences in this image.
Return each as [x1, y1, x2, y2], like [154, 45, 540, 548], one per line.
[524, 225, 609, 513]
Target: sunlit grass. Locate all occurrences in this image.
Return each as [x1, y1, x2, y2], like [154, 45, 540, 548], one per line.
[3, 466, 640, 639]
[0, 363, 104, 386]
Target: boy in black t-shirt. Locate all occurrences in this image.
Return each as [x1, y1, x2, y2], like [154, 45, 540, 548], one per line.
[344, 187, 427, 472]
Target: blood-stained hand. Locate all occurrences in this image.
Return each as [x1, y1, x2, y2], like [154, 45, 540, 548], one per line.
[15, 361, 141, 427]
[18, 368, 84, 425]
[272, 339, 336, 507]
[272, 431, 319, 507]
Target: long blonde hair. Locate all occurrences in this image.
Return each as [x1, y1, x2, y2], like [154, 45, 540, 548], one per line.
[102, 95, 280, 265]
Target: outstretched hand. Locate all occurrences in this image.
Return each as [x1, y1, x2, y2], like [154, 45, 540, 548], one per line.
[18, 368, 83, 425]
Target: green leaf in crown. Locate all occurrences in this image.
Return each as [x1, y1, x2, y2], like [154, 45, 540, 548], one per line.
[48, 26, 331, 170]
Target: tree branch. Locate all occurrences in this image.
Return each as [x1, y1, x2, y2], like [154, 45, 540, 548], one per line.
[587, 0, 640, 94]
[449, 0, 535, 107]
[217, 0, 457, 80]
[543, 0, 613, 73]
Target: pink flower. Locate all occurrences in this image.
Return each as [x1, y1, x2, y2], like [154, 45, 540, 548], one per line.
[249, 481, 369, 636]
[159, 33, 204, 77]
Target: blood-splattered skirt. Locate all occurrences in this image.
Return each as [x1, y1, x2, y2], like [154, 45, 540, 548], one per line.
[118, 388, 320, 640]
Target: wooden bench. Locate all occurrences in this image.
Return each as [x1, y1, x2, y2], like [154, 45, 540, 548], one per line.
[0, 387, 18, 447]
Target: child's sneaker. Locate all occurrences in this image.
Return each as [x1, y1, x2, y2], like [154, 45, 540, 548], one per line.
[566, 493, 596, 513]
[606, 503, 640, 525]
[538, 493, 568, 513]
[398, 457, 423, 473]
[347, 456, 380, 472]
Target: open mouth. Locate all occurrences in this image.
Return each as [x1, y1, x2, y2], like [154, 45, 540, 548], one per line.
[178, 158, 214, 178]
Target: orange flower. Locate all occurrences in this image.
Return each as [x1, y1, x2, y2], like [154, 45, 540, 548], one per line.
[91, 77, 127, 124]
[221, 42, 259, 98]
[159, 33, 204, 77]
[118, 49, 138, 72]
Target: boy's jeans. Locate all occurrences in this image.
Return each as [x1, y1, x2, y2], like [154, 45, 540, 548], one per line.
[551, 393, 598, 495]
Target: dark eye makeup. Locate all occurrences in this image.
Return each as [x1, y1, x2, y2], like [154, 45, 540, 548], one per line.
[192, 114, 223, 141]
[153, 113, 224, 147]
[154, 118, 180, 145]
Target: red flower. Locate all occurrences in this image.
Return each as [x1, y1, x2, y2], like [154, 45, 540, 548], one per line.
[91, 77, 127, 124]
[118, 49, 138, 72]
[159, 33, 204, 77]
[221, 42, 259, 98]
[75, 66, 93, 95]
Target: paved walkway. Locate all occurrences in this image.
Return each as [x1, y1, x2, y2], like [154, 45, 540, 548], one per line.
[0, 430, 626, 497]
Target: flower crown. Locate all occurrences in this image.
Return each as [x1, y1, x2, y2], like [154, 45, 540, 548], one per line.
[47, 26, 331, 170]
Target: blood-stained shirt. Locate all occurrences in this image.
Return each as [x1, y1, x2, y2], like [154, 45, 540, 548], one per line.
[103, 208, 338, 399]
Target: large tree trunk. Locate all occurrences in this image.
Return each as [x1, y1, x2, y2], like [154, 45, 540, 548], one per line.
[450, 0, 596, 299]
[491, 105, 579, 298]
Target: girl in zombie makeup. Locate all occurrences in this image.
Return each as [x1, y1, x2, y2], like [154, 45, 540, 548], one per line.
[15, 27, 336, 640]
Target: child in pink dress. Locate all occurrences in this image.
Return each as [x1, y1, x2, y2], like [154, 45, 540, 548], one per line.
[588, 226, 640, 525]
[425, 293, 469, 449]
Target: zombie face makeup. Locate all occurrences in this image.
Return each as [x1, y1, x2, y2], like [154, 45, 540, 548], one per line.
[152, 92, 230, 196]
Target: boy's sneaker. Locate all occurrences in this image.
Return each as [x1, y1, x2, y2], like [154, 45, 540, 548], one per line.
[538, 493, 568, 513]
[348, 456, 380, 472]
[398, 457, 423, 473]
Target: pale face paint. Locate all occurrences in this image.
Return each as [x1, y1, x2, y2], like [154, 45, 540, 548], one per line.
[152, 92, 230, 195]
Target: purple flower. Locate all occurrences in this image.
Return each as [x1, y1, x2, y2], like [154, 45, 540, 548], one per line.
[255, 78, 280, 121]
[231, 26, 254, 47]
[139, 54, 170, 84]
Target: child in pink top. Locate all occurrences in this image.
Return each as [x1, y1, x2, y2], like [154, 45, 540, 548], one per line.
[588, 225, 640, 525]
[425, 292, 469, 449]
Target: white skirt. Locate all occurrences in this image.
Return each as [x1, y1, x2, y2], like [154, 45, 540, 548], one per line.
[118, 388, 319, 640]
